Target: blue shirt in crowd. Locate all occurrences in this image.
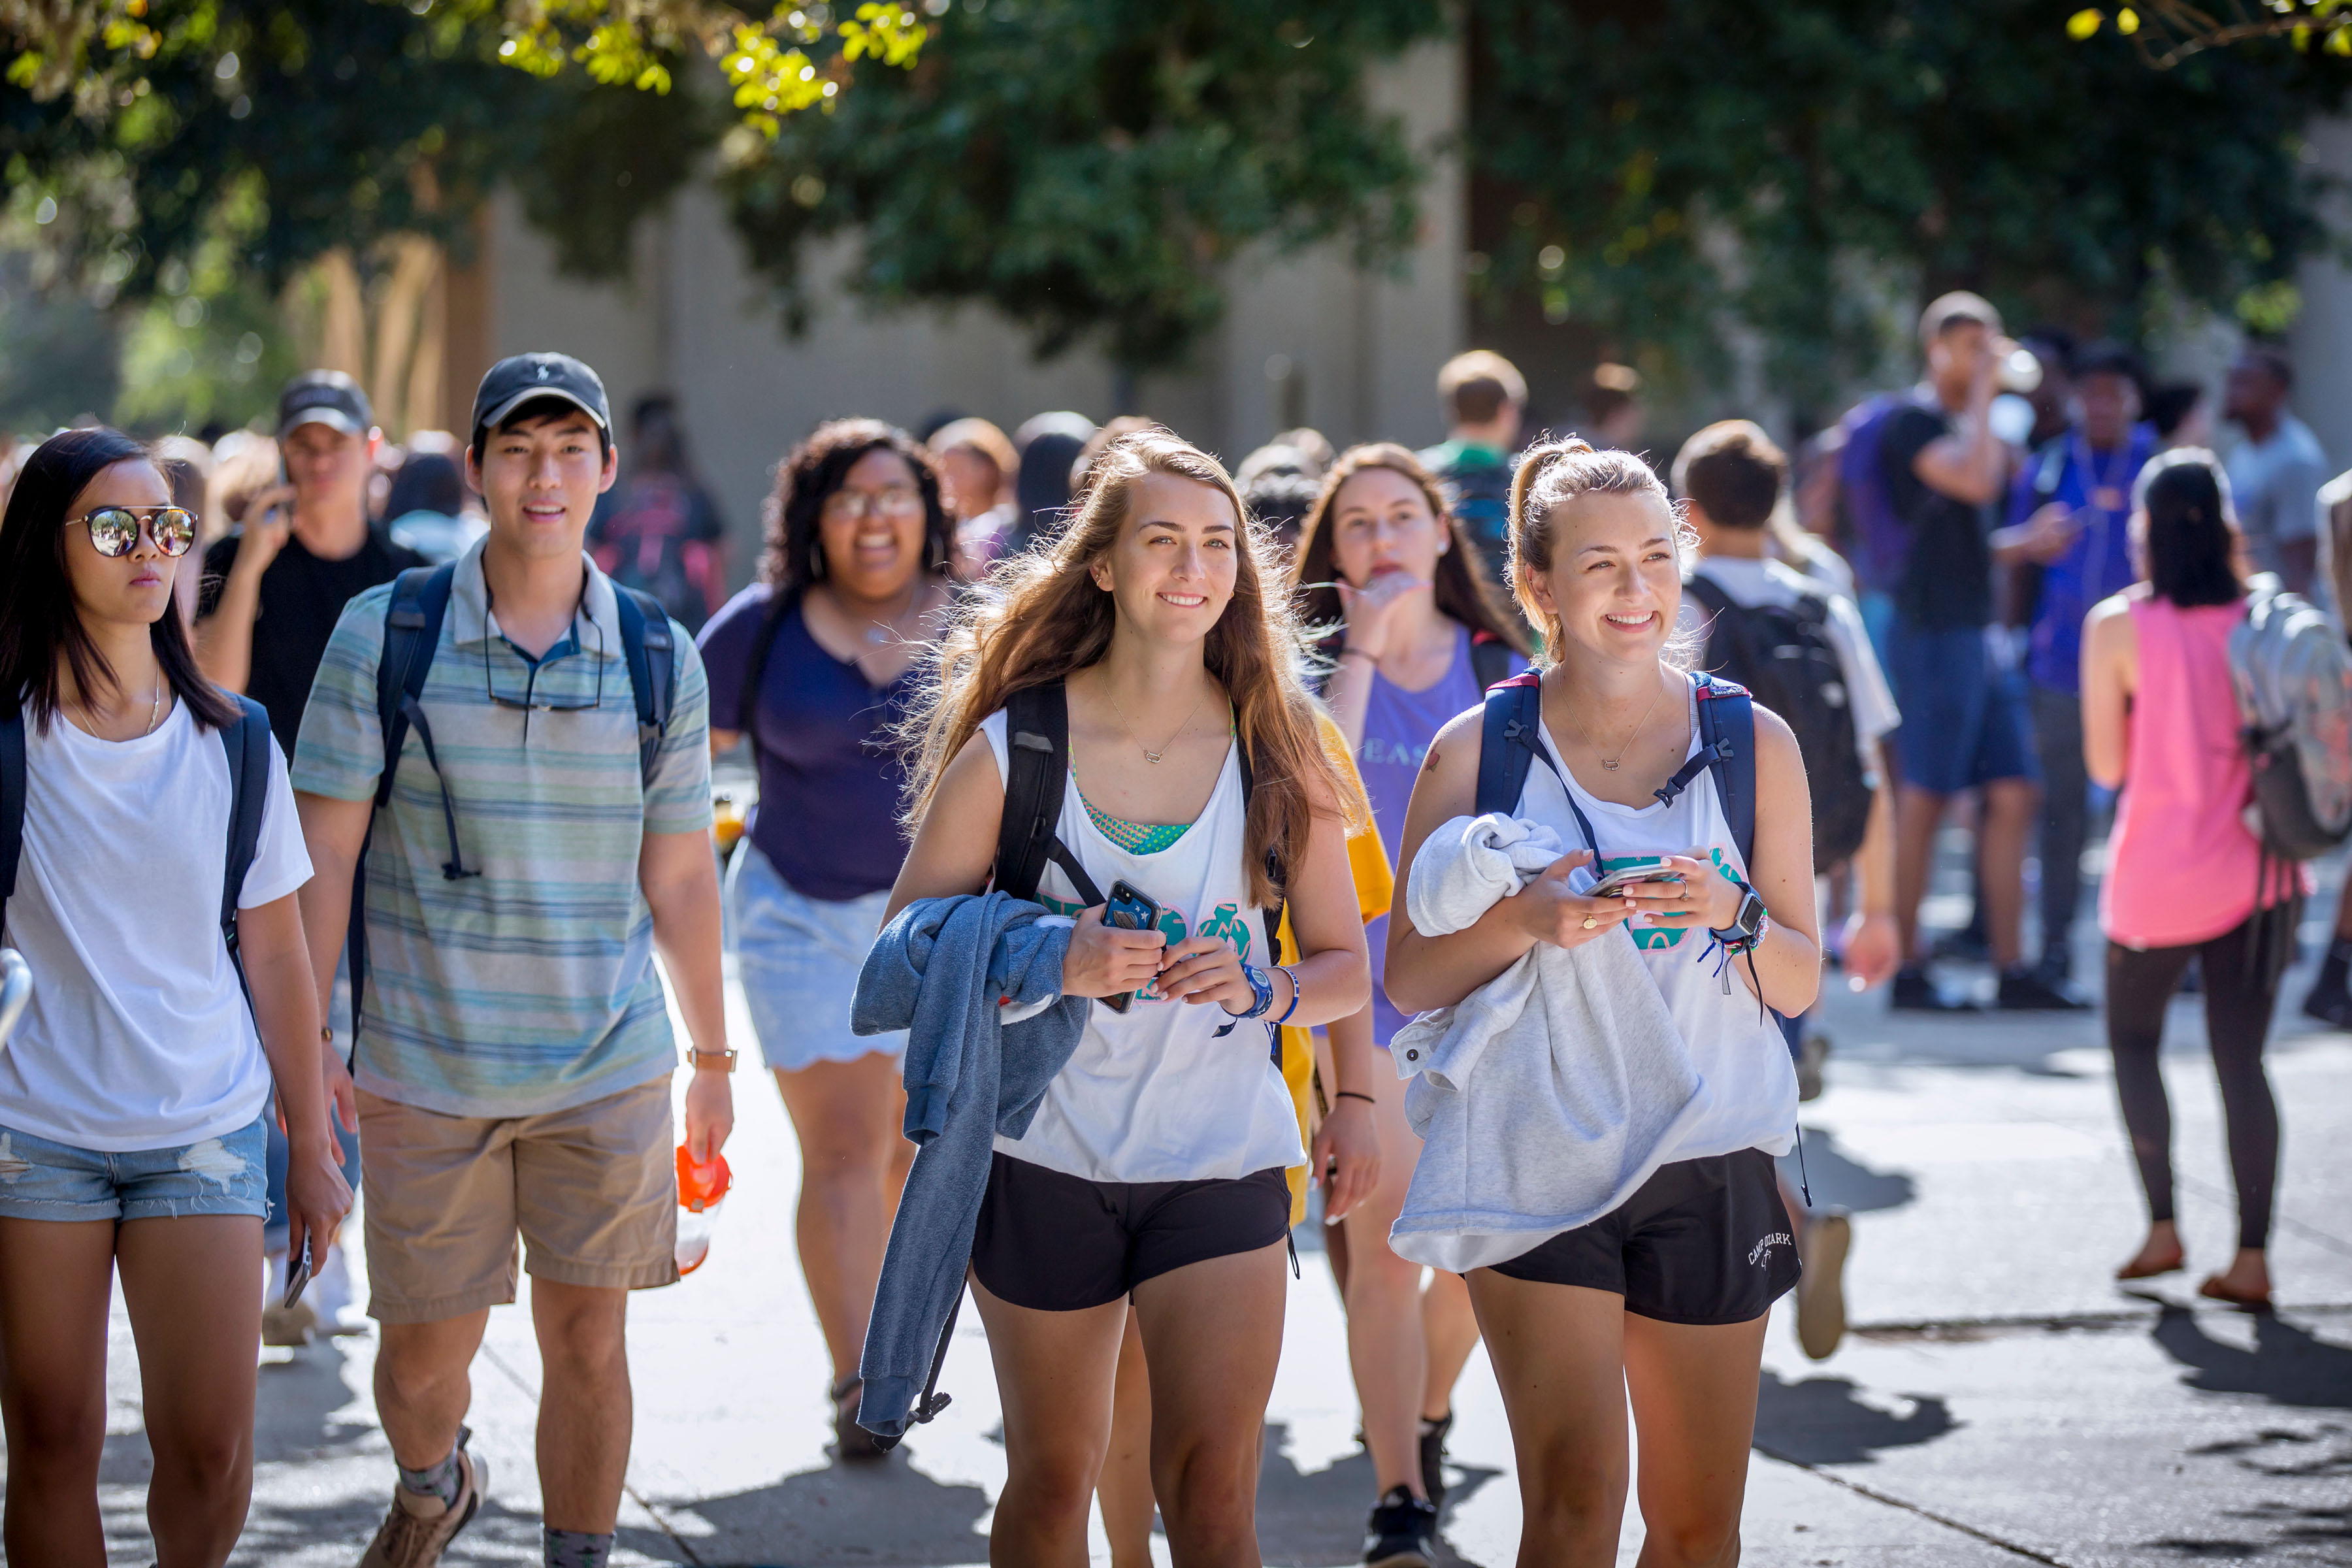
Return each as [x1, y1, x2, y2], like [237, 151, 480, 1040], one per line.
[2009, 424, 2155, 694]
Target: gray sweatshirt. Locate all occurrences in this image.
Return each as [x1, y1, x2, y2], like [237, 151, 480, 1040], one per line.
[850, 890, 1086, 1442]
[1387, 813, 1710, 1271]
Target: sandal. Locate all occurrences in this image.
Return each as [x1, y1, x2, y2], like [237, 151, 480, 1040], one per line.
[830, 1376, 889, 1462]
[2115, 1250, 2183, 1281]
[2197, 1274, 2273, 1311]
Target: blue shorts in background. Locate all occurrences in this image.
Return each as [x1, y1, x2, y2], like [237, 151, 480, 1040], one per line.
[1886, 620, 2039, 795]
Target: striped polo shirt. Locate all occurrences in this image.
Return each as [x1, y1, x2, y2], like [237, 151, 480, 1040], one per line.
[293, 540, 713, 1118]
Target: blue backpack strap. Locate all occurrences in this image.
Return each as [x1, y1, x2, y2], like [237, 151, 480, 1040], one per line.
[0, 708, 24, 917]
[374, 563, 457, 809]
[1677, 672, 1756, 872]
[610, 584, 678, 787]
[1474, 671, 1544, 819]
[218, 696, 272, 1009]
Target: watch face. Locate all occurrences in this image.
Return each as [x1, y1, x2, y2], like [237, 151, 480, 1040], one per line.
[1736, 889, 1768, 938]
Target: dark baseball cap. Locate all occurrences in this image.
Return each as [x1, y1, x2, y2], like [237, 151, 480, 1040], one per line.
[469, 353, 612, 446]
[278, 370, 374, 438]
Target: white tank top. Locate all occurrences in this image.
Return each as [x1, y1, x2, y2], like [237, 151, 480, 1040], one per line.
[1517, 678, 1797, 1164]
[979, 709, 1305, 1184]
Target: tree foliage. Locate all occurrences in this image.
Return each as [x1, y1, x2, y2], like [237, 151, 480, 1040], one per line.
[720, 0, 1446, 371]
[1469, 0, 2352, 419]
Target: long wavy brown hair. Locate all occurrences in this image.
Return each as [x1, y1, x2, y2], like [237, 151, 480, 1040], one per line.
[902, 427, 1341, 908]
[1290, 442, 1528, 660]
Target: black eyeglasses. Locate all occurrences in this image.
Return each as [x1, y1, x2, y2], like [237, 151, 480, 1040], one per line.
[68, 506, 197, 559]
[482, 583, 604, 734]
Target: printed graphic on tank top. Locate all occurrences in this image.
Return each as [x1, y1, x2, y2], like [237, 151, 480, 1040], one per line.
[1516, 678, 1797, 1165]
[980, 710, 1305, 1184]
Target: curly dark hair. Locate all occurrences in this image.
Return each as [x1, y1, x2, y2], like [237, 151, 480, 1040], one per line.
[760, 418, 956, 592]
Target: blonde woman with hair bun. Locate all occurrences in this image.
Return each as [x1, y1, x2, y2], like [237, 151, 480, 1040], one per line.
[890, 426, 1371, 1565]
[1384, 435, 1823, 1566]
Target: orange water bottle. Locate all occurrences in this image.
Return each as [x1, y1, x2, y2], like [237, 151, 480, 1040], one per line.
[674, 1144, 732, 1275]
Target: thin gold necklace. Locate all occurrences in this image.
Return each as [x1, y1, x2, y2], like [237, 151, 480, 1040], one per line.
[1571, 674, 1666, 772]
[1108, 682, 1209, 766]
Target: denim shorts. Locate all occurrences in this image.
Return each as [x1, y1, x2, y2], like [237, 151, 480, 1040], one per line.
[728, 841, 906, 1073]
[1886, 619, 2038, 794]
[0, 1115, 270, 1223]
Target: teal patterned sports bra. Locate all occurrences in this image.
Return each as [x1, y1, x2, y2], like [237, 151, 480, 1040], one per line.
[1081, 791, 1190, 855]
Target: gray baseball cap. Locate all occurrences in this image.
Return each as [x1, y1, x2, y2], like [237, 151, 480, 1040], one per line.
[278, 370, 373, 438]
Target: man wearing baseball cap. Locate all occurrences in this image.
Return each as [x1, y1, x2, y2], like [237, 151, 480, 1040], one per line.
[198, 370, 427, 746]
[291, 353, 734, 1568]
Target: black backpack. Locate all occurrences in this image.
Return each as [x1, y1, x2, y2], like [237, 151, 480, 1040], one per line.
[991, 681, 1284, 1064]
[1682, 575, 1870, 873]
[2, 695, 275, 1005]
[346, 563, 678, 1034]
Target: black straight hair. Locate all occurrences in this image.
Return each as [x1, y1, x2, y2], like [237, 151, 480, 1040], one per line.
[470, 394, 614, 466]
[2136, 448, 2243, 610]
[0, 427, 240, 734]
[760, 417, 953, 592]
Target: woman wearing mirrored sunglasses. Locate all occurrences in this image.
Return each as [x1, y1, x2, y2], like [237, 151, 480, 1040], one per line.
[0, 427, 350, 1568]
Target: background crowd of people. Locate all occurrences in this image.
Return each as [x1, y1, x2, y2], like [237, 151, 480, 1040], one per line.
[0, 302, 2338, 1568]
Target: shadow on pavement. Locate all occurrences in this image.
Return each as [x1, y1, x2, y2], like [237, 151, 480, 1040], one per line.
[1254, 1422, 1502, 1568]
[649, 1453, 992, 1566]
[1784, 1128, 1917, 1214]
[2153, 1307, 2352, 1410]
[1752, 1370, 1957, 1464]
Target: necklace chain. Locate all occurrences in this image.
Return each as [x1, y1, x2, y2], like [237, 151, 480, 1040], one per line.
[1571, 674, 1666, 772]
[1109, 683, 1209, 766]
[854, 579, 928, 645]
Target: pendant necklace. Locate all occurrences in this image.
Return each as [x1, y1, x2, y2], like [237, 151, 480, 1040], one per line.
[1572, 676, 1666, 772]
[1109, 685, 1209, 765]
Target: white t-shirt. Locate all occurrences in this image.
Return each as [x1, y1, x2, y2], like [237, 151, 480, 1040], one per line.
[0, 701, 312, 1151]
[979, 709, 1304, 1184]
[1678, 555, 1901, 750]
[1520, 682, 1797, 1166]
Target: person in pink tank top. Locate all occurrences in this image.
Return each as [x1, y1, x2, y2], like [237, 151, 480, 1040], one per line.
[2081, 448, 2291, 1309]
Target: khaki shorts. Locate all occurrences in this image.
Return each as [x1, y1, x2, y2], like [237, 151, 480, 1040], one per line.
[359, 1077, 678, 1324]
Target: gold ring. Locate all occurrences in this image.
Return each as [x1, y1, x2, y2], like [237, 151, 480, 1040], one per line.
[1581, 915, 1598, 930]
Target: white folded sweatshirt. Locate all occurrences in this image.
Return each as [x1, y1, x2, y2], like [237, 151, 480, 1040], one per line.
[1386, 812, 1713, 1271]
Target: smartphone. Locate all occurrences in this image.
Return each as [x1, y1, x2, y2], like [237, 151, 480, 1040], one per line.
[1585, 862, 1686, 900]
[1100, 879, 1163, 1015]
[282, 1233, 314, 1311]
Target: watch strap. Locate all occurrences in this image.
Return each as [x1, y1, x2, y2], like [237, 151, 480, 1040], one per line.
[689, 1047, 738, 1072]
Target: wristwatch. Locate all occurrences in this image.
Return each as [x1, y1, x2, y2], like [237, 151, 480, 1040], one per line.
[1716, 885, 1769, 947]
[688, 1048, 738, 1073]
[1230, 964, 1277, 1021]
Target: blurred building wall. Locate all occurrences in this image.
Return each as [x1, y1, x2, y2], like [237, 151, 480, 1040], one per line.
[473, 38, 1468, 587]
[2292, 116, 2352, 480]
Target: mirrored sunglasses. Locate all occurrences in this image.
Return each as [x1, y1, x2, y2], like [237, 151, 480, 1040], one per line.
[69, 506, 197, 559]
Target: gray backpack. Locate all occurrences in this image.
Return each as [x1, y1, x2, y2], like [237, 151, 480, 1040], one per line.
[2229, 585, 2352, 860]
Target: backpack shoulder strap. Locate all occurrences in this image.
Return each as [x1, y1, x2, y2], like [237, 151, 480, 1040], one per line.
[1688, 672, 1757, 871]
[0, 708, 24, 911]
[996, 683, 1097, 904]
[611, 583, 678, 787]
[1467, 631, 1516, 693]
[736, 585, 800, 740]
[1475, 671, 1546, 819]
[218, 695, 272, 953]
[375, 564, 457, 809]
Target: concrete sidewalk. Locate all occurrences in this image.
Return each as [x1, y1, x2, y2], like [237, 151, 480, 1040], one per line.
[73, 936, 2352, 1566]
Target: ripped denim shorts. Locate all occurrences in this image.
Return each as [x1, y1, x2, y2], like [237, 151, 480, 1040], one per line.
[0, 1115, 270, 1223]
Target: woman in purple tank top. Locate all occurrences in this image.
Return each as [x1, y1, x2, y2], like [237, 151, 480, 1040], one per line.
[1290, 443, 1527, 1535]
[2082, 448, 2292, 1310]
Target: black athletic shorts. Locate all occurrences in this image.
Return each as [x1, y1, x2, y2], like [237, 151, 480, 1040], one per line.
[1486, 1148, 1799, 1326]
[970, 1151, 1292, 1313]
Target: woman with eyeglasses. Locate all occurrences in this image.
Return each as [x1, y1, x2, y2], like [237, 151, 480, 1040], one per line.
[0, 428, 350, 1566]
[696, 418, 959, 1458]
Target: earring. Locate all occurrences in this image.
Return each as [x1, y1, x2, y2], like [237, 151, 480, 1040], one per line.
[808, 538, 825, 580]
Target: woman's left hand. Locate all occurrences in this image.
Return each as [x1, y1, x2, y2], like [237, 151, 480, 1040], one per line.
[1311, 1095, 1382, 1222]
[1619, 853, 1745, 934]
[1156, 935, 1256, 1013]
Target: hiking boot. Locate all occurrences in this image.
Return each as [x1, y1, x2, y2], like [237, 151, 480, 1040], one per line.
[1890, 967, 1978, 1013]
[1997, 968, 2090, 1011]
[1795, 1210, 1852, 1361]
[1364, 1485, 1439, 1567]
[1416, 1410, 1452, 1511]
[261, 1298, 317, 1348]
[830, 1377, 889, 1463]
[2301, 954, 2352, 1030]
[359, 1428, 486, 1568]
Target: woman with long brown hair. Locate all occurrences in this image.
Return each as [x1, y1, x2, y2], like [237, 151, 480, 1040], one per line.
[698, 418, 958, 1458]
[889, 427, 1370, 1565]
[1290, 442, 1527, 1561]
